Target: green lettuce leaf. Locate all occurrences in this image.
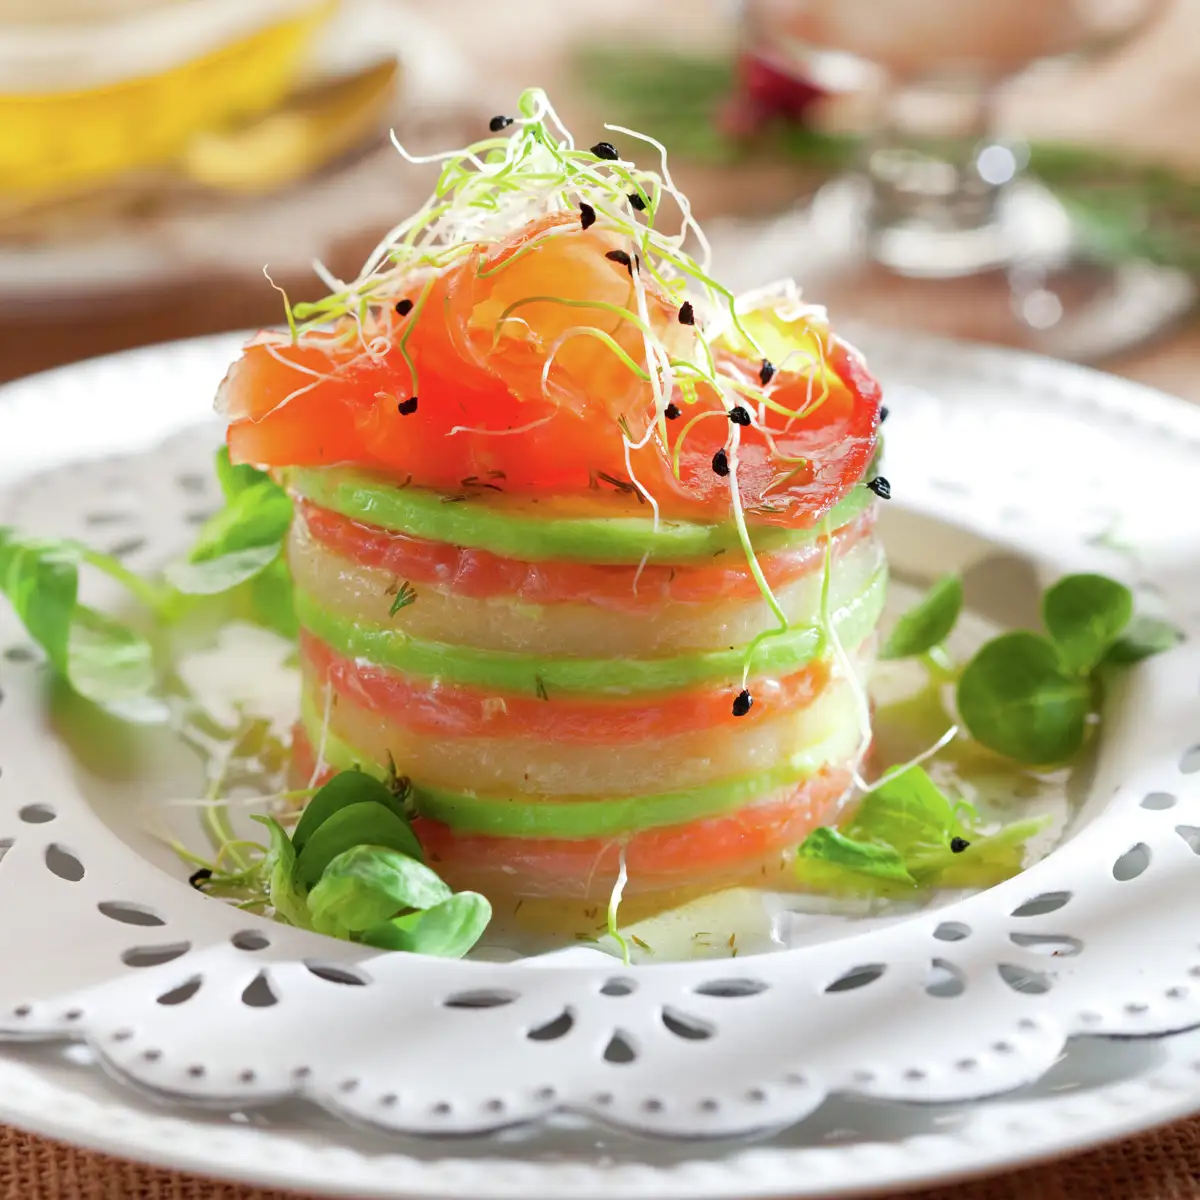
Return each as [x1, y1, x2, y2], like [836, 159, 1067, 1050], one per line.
[796, 765, 1048, 896]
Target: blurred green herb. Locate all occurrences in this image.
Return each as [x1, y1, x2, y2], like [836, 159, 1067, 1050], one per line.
[578, 48, 1200, 275]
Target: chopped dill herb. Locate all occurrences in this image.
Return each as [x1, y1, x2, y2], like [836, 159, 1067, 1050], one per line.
[388, 581, 417, 615]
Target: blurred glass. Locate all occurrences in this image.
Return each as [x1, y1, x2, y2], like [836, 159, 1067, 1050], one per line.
[0, 0, 335, 198]
[739, 0, 1193, 360]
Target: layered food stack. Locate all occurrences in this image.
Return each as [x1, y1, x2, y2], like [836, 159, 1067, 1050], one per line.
[219, 91, 886, 912]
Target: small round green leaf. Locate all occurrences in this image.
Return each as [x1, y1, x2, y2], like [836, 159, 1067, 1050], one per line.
[1042, 573, 1132, 675]
[294, 803, 423, 887]
[164, 544, 281, 595]
[957, 631, 1092, 764]
[363, 892, 492, 958]
[293, 772, 413, 855]
[880, 573, 963, 661]
[307, 845, 450, 934]
[1103, 614, 1183, 665]
[68, 606, 156, 705]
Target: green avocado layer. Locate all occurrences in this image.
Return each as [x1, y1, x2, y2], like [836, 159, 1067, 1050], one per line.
[302, 693, 859, 840]
[296, 563, 886, 697]
[288, 464, 875, 566]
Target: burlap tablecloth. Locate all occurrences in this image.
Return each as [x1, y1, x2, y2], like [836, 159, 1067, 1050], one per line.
[3, 1113, 1200, 1198]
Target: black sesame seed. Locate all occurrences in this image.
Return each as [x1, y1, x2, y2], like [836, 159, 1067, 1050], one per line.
[628, 192, 646, 211]
[189, 868, 212, 890]
[759, 359, 776, 386]
[712, 448, 730, 477]
[950, 837, 970, 854]
[398, 396, 419, 416]
[729, 405, 751, 426]
[605, 249, 633, 274]
[879, 405, 889, 423]
[489, 115, 514, 132]
[394, 298, 413, 317]
[664, 402, 681, 421]
[678, 301, 695, 326]
[579, 202, 596, 230]
[866, 475, 891, 500]
[732, 689, 753, 717]
[591, 141, 619, 161]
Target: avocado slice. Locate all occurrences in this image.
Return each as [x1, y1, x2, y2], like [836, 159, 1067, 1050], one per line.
[295, 564, 886, 697]
[302, 691, 861, 840]
[289, 465, 876, 566]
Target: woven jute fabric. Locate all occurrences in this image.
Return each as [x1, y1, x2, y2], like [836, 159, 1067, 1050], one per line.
[2, 1118, 1200, 1200]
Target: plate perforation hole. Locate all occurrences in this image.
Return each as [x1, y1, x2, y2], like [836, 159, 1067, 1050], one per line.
[527, 1009, 574, 1041]
[603, 1031, 637, 1064]
[98, 902, 165, 927]
[600, 978, 636, 996]
[241, 971, 278, 1008]
[45, 844, 84, 882]
[1143, 792, 1177, 810]
[1009, 933, 1083, 957]
[18, 805, 55, 824]
[926, 958, 966, 998]
[1180, 745, 1200, 774]
[231, 930, 269, 951]
[1113, 843, 1151, 881]
[1012, 891, 1071, 917]
[305, 962, 369, 986]
[998, 964, 1052, 994]
[661, 1007, 714, 1041]
[105, 536, 147, 560]
[933, 921, 971, 941]
[444, 990, 518, 1009]
[825, 963, 886, 993]
[643, 1098, 664, 1113]
[121, 942, 190, 968]
[1175, 827, 1200, 855]
[156, 977, 202, 1006]
[3, 646, 34, 663]
[693, 978, 768, 998]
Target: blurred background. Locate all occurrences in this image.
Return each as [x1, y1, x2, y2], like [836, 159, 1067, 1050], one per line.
[2, 0, 1199, 392]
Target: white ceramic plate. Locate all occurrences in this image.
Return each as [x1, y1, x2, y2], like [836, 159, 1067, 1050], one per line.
[0, 330, 1198, 1198]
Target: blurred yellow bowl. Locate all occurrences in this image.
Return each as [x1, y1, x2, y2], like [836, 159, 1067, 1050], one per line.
[0, 0, 338, 196]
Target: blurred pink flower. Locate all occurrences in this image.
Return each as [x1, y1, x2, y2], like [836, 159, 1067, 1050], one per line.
[719, 51, 826, 136]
